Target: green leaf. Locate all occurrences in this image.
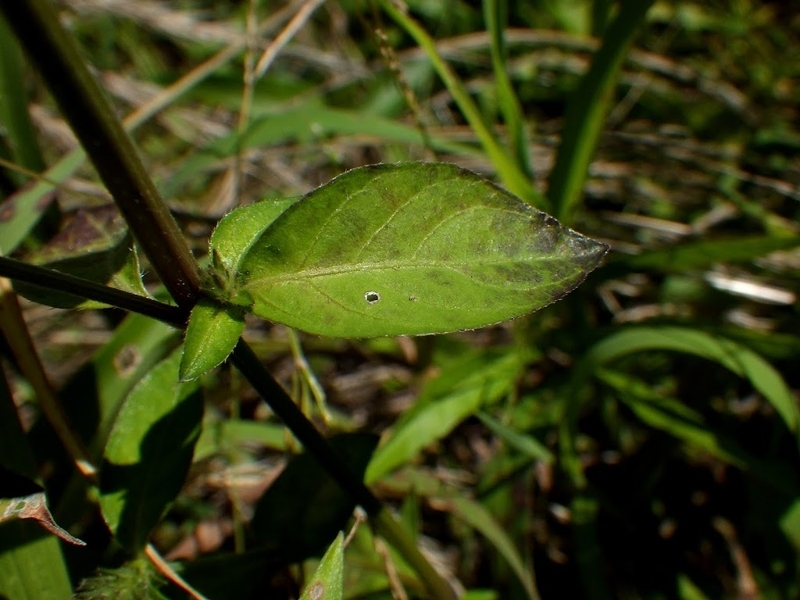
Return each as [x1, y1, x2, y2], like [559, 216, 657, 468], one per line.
[250, 433, 377, 561]
[562, 326, 800, 489]
[377, 3, 541, 205]
[231, 163, 607, 338]
[180, 298, 245, 381]
[99, 350, 203, 554]
[547, 0, 655, 222]
[596, 368, 750, 467]
[0, 521, 74, 599]
[299, 532, 344, 600]
[484, 0, 531, 179]
[0, 15, 45, 175]
[40, 312, 179, 462]
[164, 102, 477, 200]
[475, 410, 554, 464]
[0, 151, 84, 255]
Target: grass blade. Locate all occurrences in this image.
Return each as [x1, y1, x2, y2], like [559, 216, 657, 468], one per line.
[483, 0, 532, 179]
[0, 15, 45, 175]
[450, 496, 538, 600]
[548, 0, 655, 222]
[583, 327, 799, 434]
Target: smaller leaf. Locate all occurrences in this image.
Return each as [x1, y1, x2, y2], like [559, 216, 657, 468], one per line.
[99, 350, 203, 554]
[578, 327, 800, 434]
[180, 298, 245, 381]
[209, 198, 298, 275]
[299, 532, 344, 600]
[600, 235, 800, 280]
[475, 411, 554, 464]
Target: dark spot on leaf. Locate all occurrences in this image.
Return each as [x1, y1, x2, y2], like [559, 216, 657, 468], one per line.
[113, 344, 140, 377]
[309, 582, 324, 600]
[365, 291, 380, 304]
[0, 198, 16, 222]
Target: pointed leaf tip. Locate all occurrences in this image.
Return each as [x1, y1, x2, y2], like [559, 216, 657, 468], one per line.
[299, 532, 344, 600]
[180, 298, 245, 381]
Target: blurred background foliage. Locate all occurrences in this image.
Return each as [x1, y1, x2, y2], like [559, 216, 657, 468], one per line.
[0, 0, 798, 598]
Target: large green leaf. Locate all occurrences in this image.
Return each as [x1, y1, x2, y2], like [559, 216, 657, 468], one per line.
[99, 350, 203, 554]
[222, 163, 606, 338]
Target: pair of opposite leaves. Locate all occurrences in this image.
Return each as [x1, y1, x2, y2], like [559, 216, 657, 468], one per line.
[180, 162, 608, 380]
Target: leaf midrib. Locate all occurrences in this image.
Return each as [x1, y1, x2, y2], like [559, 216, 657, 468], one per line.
[244, 255, 568, 288]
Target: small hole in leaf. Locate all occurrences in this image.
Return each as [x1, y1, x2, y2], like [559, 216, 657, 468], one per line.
[365, 291, 380, 304]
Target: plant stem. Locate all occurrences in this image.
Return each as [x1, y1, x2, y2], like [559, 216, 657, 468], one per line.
[0, 277, 96, 481]
[232, 341, 456, 599]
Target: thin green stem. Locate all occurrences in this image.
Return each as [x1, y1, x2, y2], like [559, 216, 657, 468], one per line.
[483, 0, 532, 180]
[287, 327, 332, 425]
[231, 341, 455, 599]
